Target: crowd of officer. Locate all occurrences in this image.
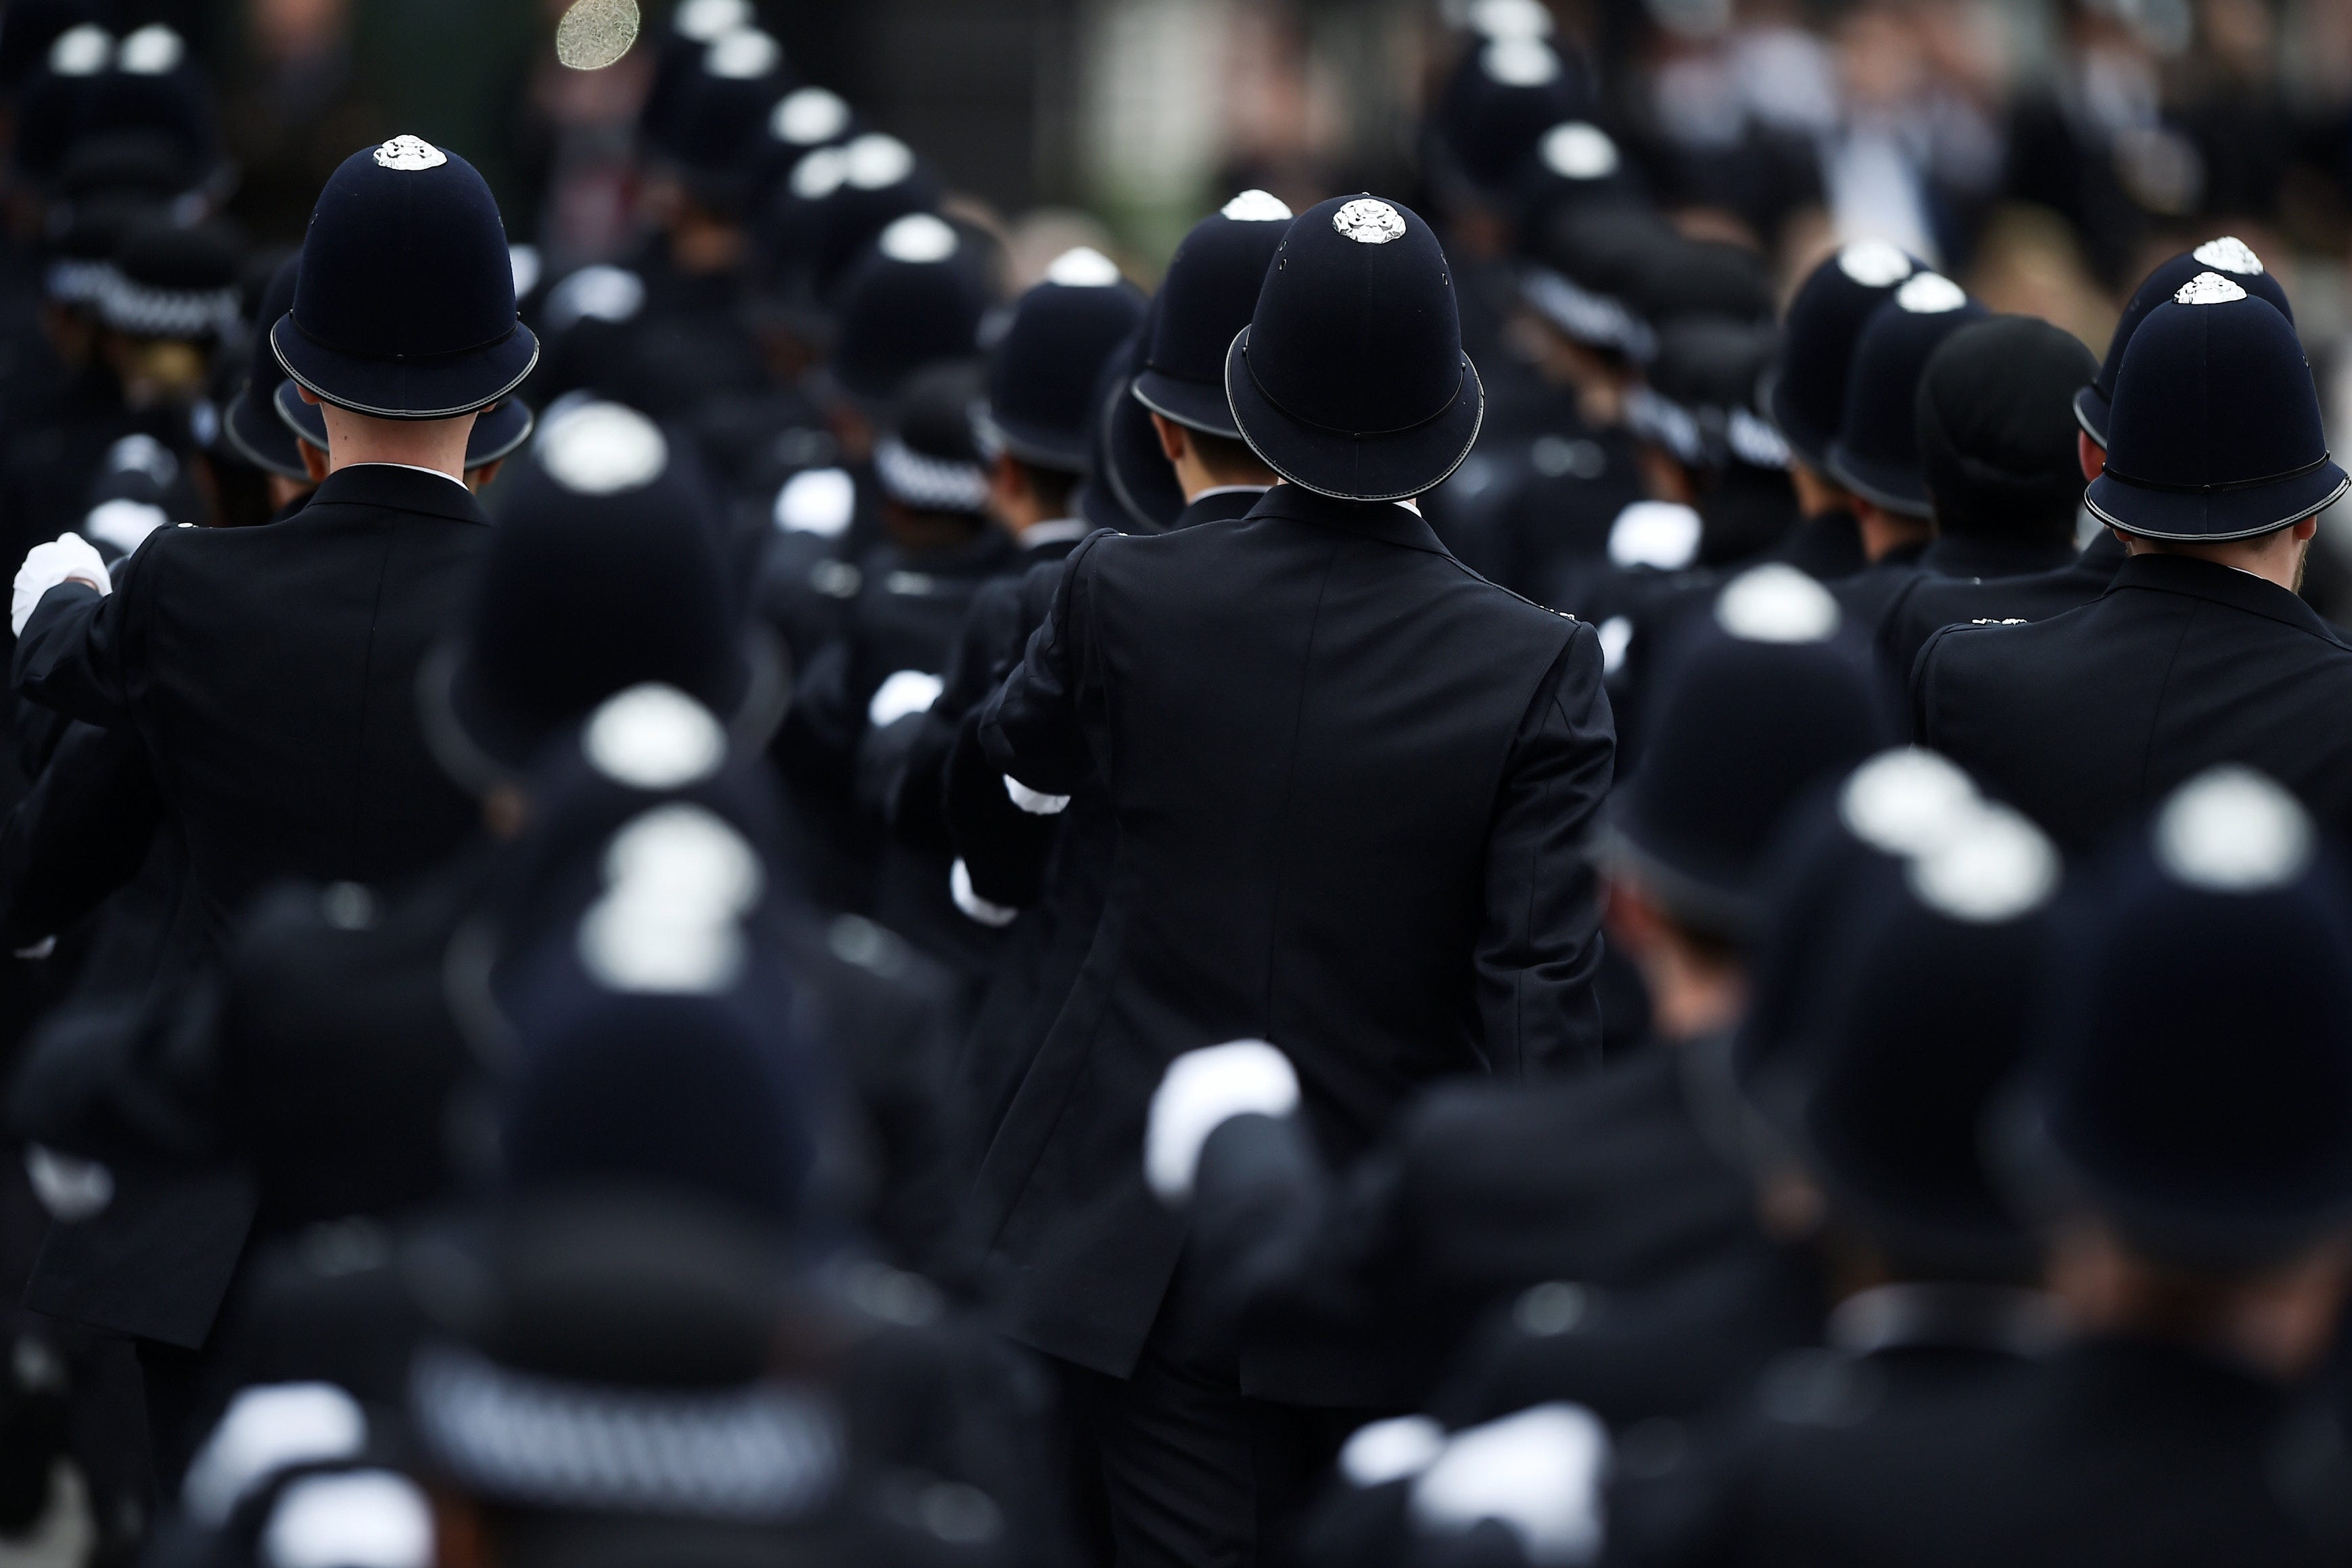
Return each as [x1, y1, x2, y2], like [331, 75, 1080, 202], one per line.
[0, 0, 2341, 1565]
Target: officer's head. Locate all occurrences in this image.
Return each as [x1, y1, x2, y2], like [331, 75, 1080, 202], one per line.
[1518, 204, 1673, 409]
[636, 23, 786, 229]
[273, 135, 537, 477]
[1604, 565, 1891, 1025]
[2086, 272, 2344, 580]
[1766, 242, 1920, 516]
[2007, 769, 2352, 1376]
[1732, 748, 1990, 1241]
[423, 402, 780, 797]
[1756, 805, 2062, 1286]
[1914, 314, 2096, 548]
[1622, 316, 1792, 563]
[1226, 195, 1486, 504]
[875, 358, 993, 542]
[1827, 272, 1986, 557]
[1133, 189, 1294, 501]
[979, 247, 1145, 530]
[92, 213, 236, 409]
[1079, 316, 1188, 533]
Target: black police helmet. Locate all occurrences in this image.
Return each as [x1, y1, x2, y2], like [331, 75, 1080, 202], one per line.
[1764, 241, 1919, 472]
[828, 212, 989, 409]
[98, 214, 238, 342]
[1080, 320, 1185, 533]
[1624, 317, 1789, 475]
[1914, 314, 2096, 540]
[1775, 806, 2061, 1277]
[2075, 237, 2290, 448]
[1520, 202, 1674, 360]
[1429, 35, 1588, 198]
[2084, 274, 2347, 541]
[1733, 748, 1985, 1095]
[641, 26, 789, 208]
[224, 255, 306, 478]
[874, 359, 991, 518]
[275, 379, 536, 473]
[1609, 564, 1892, 935]
[273, 136, 539, 421]
[981, 247, 1146, 474]
[2012, 769, 2352, 1268]
[1827, 272, 1986, 518]
[1133, 189, 1294, 439]
[425, 402, 776, 784]
[1227, 195, 1484, 502]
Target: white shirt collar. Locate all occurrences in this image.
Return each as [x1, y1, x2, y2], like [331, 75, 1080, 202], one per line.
[1190, 484, 1272, 502]
[342, 461, 471, 494]
[1020, 518, 1090, 548]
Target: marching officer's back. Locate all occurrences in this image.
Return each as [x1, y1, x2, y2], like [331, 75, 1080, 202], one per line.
[973, 193, 1615, 1565]
[12, 135, 534, 934]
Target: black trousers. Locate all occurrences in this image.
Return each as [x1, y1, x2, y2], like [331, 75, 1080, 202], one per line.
[1053, 1260, 1371, 1568]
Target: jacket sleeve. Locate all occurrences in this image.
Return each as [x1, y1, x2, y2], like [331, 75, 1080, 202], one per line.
[977, 532, 1106, 799]
[1476, 623, 1614, 1078]
[13, 580, 133, 728]
[1908, 623, 1962, 746]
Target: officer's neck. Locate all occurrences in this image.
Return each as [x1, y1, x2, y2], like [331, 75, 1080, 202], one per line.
[2118, 523, 2315, 596]
[1854, 500, 1931, 564]
[2046, 1217, 2349, 1382]
[316, 400, 478, 483]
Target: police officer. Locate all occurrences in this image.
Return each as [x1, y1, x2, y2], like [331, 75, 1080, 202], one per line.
[1914, 270, 2352, 853]
[970, 193, 1611, 1565]
[1877, 239, 2284, 680]
[14, 134, 532, 938]
[1862, 314, 2096, 678]
[976, 245, 1145, 559]
[1762, 243, 1921, 581]
[1825, 272, 1987, 586]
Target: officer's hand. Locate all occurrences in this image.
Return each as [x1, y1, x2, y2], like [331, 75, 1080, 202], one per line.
[11, 535, 111, 636]
[1144, 1039, 1300, 1204]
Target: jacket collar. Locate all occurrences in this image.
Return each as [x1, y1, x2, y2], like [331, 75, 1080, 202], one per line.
[1921, 533, 2079, 579]
[1244, 483, 1453, 559]
[1174, 486, 1269, 531]
[2104, 550, 2347, 645]
[311, 463, 490, 527]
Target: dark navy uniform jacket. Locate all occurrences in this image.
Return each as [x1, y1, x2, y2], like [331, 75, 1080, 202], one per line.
[974, 483, 1614, 1388]
[1878, 530, 2123, 692]
[13, 464, 487, 937]
[1914, 550, 2352, 855]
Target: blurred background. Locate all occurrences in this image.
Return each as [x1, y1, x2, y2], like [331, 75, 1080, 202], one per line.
[62, 0, 2352, 492]
[179, 0, 2352, 318]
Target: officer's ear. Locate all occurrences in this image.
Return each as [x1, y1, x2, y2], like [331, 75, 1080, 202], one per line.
[298, 437, 329, 483]
[466, 459, 504, 494]
[1148, 410, 1189, 467]
[2077, 431, 2104, 482]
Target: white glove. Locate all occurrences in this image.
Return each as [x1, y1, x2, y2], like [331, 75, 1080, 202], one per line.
[24, 1145, 112, 1223]
[1409, 1404, 1609, 1566]
[868, 668, 943, 729]
[13, 533, 110, 636]
[1144, 1039, 1300, 1204]
[1005, 775, 1071, 815]
[949, 858, 1018, 928]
